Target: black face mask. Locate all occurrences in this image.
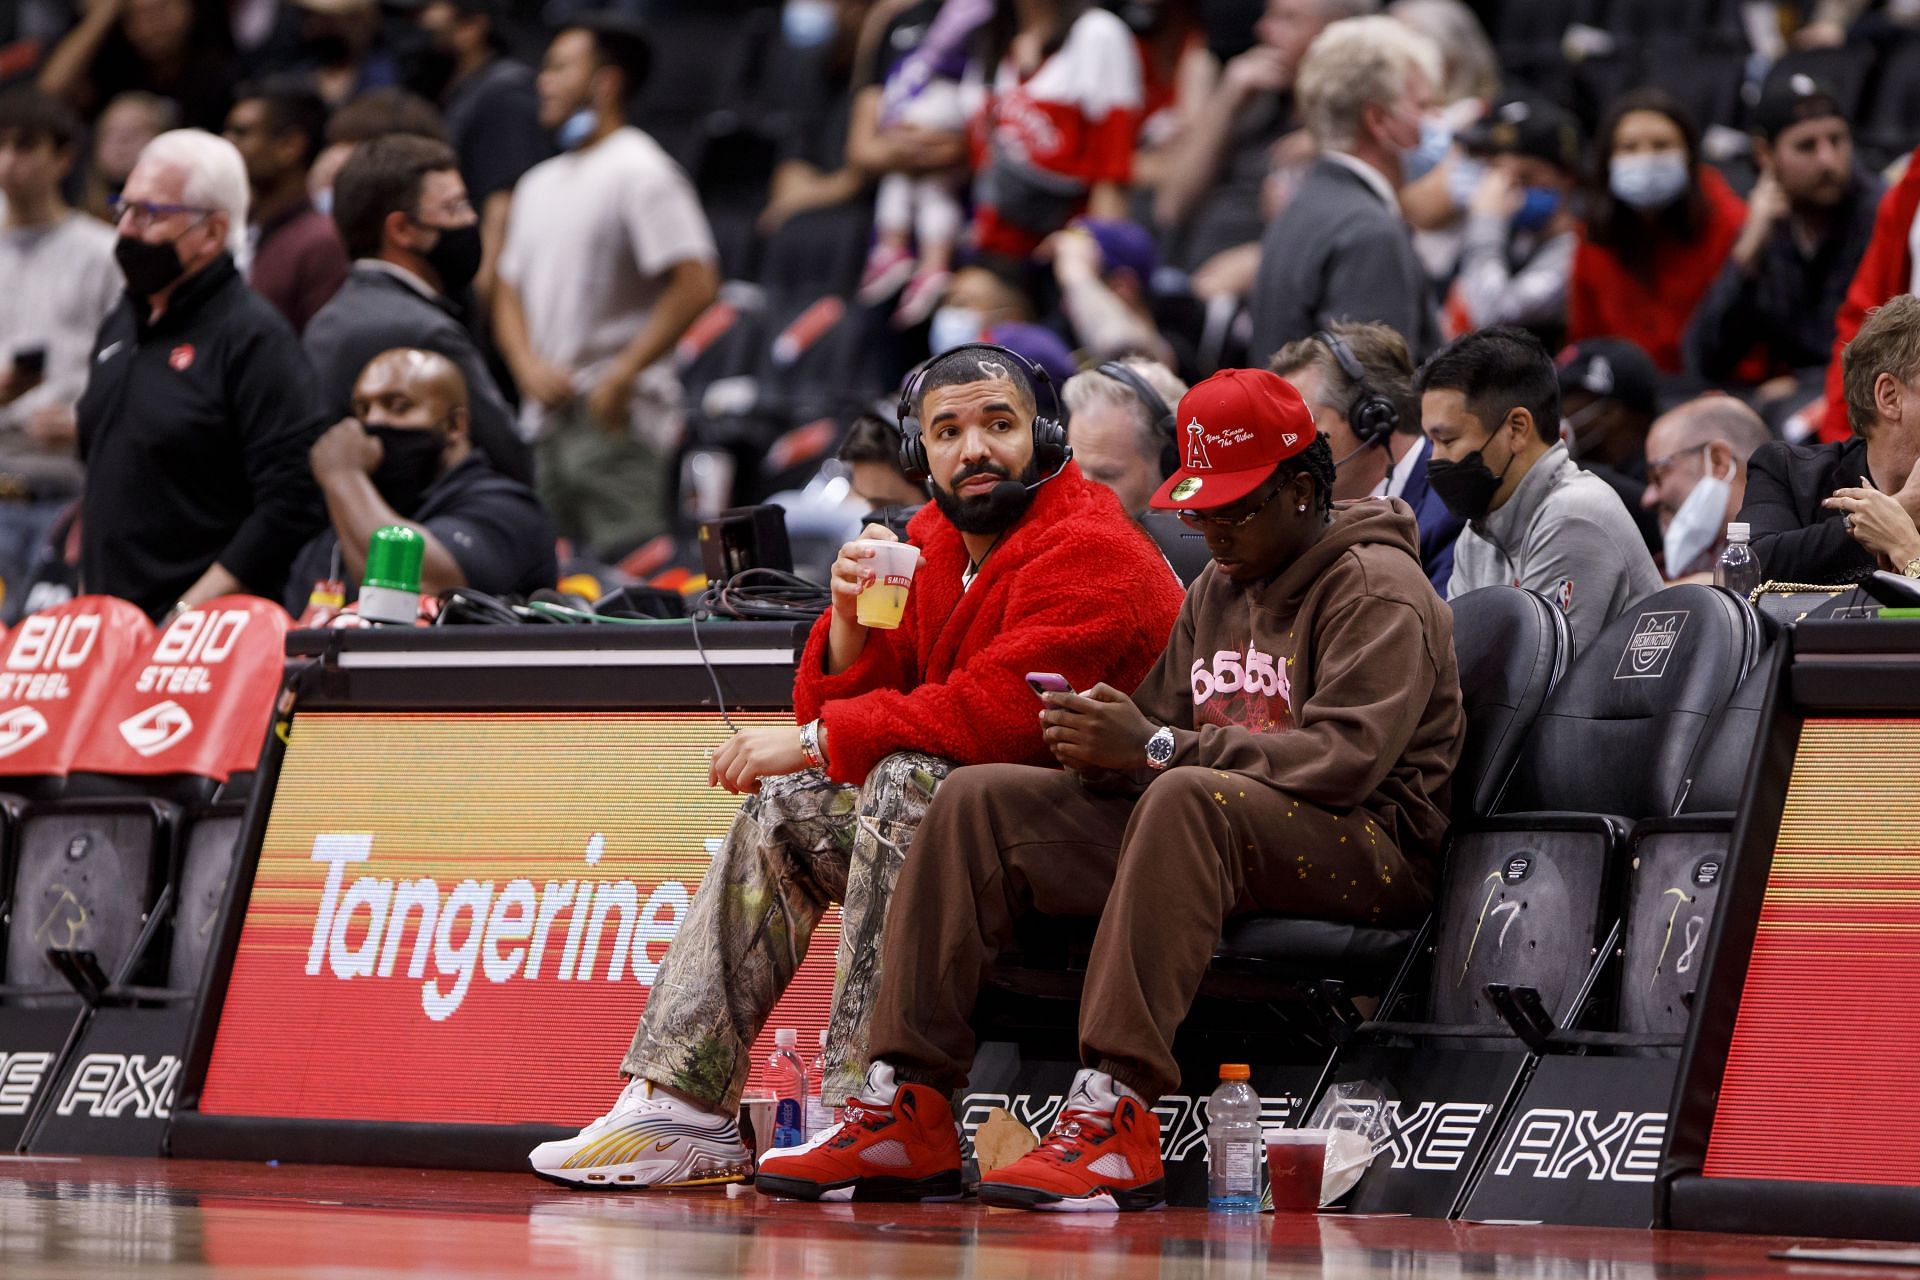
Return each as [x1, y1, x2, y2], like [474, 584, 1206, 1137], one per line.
[114, 233, 188, 298]
[417, 221, 482, 295]
[929, 456, 1041, 535]
[1425, 437, 1515, 522]
[367, 423, 448, 516]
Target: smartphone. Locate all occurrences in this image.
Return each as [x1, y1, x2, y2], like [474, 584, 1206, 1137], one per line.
[11, 348, 45, 380]
[1025, 672, 1072, 698]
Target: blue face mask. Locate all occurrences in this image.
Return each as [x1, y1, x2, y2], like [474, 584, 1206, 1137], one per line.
[781, 0, 837, 48]
[1511, 186, 1562, 233]
[1400, 115, 1452, 184]
[556, 108, 597, 151]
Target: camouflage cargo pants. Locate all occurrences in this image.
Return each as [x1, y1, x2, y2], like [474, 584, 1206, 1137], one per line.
[622, 751, 952, 1112]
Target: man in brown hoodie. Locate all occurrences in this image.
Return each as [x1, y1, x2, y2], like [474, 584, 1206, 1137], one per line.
[755, 369, 1464, 1213]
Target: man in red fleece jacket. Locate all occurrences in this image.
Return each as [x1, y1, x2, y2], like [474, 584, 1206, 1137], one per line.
[528, 344, 1184, 1191]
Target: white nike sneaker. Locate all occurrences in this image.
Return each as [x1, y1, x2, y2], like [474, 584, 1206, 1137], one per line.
[530, 1079, 753, 1190]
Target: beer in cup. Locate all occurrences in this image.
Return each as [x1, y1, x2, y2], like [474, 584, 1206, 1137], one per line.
[855, 540, 921, 630]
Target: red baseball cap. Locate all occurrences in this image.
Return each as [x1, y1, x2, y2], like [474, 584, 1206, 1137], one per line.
[1148, 368, 1318, 511]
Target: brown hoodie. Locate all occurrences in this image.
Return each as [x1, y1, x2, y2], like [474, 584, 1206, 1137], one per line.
[1131, 498, 1465, 873]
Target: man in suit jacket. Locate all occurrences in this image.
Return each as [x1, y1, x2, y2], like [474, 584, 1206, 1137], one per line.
[1248, 16, 1442, 367]
[303, 133, 533, 485]
[1268, 321, 1462, 591]
[1744, 294, 1920, 585]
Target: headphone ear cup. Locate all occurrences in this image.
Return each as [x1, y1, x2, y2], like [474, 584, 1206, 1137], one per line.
[1159, 433, 1180, 479]
[1351, 393, 1399, 449]
[1033, 414, 1070, 472]
[898, 417, 930, 484]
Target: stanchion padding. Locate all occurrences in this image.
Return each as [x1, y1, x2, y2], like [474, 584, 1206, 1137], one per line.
[75, 595, 289, 782]
[0, 597, 153, 779]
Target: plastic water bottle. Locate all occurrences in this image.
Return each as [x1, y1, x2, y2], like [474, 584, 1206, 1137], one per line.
[1206, 1063, 1261, 1212]
[769, 1028, 807, 1149]
[805, 1029, 833, 1137]
[1716, 521, 1761, 600]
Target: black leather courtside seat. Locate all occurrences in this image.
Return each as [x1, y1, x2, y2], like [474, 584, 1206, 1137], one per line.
[1618, 641, 1783, 1041]
[1201, 588, 1571, 992]
[1429, 585, 1762, 1029]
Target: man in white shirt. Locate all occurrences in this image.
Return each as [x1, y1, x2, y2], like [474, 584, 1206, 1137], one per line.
[493, 17, 720, 560]
[0, 87, 120, 606]
[1268, 321, 1462, 590]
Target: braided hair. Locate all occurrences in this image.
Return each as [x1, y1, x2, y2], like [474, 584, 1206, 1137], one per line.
[1271, 435, 1336, 518]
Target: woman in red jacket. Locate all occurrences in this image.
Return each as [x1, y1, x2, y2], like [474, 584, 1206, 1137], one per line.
[1568, 89, 1747, 374]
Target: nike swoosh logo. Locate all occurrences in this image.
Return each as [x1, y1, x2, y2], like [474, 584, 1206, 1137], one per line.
[655, 1141, 674, 1152]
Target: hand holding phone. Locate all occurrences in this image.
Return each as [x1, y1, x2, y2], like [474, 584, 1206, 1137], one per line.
[1025, 672, 1072, 698]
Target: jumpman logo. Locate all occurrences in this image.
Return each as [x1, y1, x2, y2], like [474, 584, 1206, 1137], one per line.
[1184, 418, 1213, 470]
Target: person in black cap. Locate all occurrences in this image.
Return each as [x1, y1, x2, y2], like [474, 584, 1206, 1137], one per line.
[412, 0, 552, 312]
[1685, 74, 1883, 404]
[1445, 96, 1582, 351]
[1557, 336, 1663, 552]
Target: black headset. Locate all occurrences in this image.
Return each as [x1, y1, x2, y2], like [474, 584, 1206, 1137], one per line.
[1096, 360, 1179, 478]
[1315, 328, 1399, 450]
[896, 342, 1070, 485]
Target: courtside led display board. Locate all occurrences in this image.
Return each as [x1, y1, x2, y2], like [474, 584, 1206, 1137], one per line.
[1664, 621, 1920, 1240]
[196, 710, 836, 1129]
[1702, 718, 1920, 1187]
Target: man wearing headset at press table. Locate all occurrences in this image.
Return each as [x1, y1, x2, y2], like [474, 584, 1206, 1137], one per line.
[1268, 321, 1466, 593]
[528, 343, 1185, 1193]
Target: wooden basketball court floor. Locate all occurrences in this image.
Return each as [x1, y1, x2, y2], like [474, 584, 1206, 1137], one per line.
[0, 1156, 1902, 1279]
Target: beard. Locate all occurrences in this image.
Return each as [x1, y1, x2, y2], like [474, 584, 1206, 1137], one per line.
[929, 456, 1043, 534]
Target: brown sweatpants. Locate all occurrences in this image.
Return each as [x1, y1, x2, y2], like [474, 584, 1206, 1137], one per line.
[866, 763, 1435, 1101]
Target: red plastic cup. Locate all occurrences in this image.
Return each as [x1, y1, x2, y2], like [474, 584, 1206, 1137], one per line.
[1266, 1129, 1330, 1212]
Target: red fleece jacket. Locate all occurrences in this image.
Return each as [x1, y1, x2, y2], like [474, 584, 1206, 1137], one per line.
[1818, 147, 1920, 442]
[1568, 166, 1747, 374]
[793, 464, 1185, 784]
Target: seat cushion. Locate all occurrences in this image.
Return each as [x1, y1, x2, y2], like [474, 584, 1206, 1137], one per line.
[1213, 915, 1417, 971]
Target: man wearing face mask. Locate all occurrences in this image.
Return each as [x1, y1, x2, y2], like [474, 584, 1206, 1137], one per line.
[1445, 96, 1582, 349]
[1640, 397, 1771, 583]
[1556, 337, 1663, 554]
[1249, 16, 1444, 365]
[77, 128, 327, 622]
[286, 347, 555, 615]
[493, 17, 720, 561]
[303, 133, 530, 486]
[1419, 326, 1660, 655]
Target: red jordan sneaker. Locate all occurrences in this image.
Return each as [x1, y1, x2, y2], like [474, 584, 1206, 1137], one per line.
[979, 1070, 1165, 1212]
[754, 1065, 964, 1202]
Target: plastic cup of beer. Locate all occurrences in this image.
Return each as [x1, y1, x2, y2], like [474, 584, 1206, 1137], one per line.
[1266, 1128, 1331, 1212]
[855, 540, 920, 630]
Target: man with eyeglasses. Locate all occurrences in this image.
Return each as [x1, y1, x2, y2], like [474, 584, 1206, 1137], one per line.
[756, 367, 1462, 1212]
[77, 128, 326, 622]
[303, 132, 531, 485]
[1640, 396, 1771, 583]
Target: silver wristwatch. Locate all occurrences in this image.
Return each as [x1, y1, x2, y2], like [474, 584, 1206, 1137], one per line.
[1144, 725, 1176, 771]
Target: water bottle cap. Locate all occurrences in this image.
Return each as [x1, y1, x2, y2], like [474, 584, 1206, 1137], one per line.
[364, 524, 425, 591]
[1726, 522, 1750, 542]
[775, 1028, 797, 1048]
[1219, 1063, 1250, 1080]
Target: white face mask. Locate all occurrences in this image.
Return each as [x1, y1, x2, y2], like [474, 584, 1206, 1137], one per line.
[1609, 151, 1689, 211]
[1662, 446, 1733, 578]
[928, 306, 984, 356]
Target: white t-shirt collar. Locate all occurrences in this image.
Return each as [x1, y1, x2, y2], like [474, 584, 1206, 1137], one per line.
[1323, 150, 1398, 211]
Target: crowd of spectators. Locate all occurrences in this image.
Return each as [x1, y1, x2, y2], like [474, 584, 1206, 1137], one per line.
[5, 0, 1920, 625]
